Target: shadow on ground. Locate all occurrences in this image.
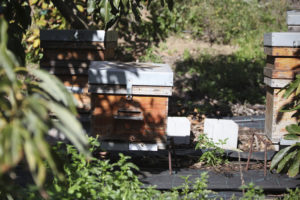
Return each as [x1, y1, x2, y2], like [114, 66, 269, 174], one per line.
[169, 53, 266, 117]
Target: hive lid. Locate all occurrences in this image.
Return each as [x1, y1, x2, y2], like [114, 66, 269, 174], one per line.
[88, 61, 173, 87]
[264, 32, 300, 47]
[40, 30, 118, 42]
[287, 10, 300, 25]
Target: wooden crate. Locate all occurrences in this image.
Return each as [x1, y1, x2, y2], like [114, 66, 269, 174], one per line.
[88, 62, 173, 144]
[91, 95, 168, 143]
[265, 86, 297, 143]
[264, 32, 300, 143]
[40, 30, 117, 62]
[40, 30, 118, 114]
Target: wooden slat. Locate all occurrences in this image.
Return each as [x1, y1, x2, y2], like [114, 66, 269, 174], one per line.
[73, 93, 91, 112]
[264, 47, 300, 57]
[41, 66, 88, 75]
[266, 56, 300, 70]
[41, 41, 117, 50]
[43, 48, 115, 61]
[263, 77, 292, 88]
[89, 85, 172, 96]
[91, 94, 169, 143]
[40, 30, 118, 42]
[264, 67, 297, 79]
[40, 60, 91, 68]
[56, 75, 88, 88]
[288, 26, 300, 32]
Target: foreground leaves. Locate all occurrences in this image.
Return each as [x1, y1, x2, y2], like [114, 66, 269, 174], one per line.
[0, 17, 89, 187]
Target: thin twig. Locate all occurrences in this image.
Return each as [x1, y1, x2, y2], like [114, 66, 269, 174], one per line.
[238, 151, 245, 195]
[246, 133, 255, 171]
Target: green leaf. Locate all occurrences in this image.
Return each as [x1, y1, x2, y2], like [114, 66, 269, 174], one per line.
[283, 78, 300, 99]
[284, 134, 300, 140]
[280, 103, 300, 112]
[276, 150, 297, 173]
[288, 150, 300, 177]
[30, 69, 77, 113]
[87, 0, 96, 13]
[270, 144, 295, 170]
[49, 102, 89, 157]
[286, 124, 300, 135]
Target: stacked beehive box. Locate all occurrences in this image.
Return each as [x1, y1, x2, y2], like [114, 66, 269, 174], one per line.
[264, 11, 300, 143]
[40, 30, 118, 118]
[88, 62, 174, 150]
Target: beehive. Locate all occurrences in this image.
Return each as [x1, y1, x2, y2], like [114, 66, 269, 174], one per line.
[88, 62, 173, 144]
[40, 30, 118, 114]
[264, 32, 300, 143]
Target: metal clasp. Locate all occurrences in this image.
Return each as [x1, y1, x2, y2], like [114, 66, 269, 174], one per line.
[293, 40, 300, 47]
[126, 79, 132, 100]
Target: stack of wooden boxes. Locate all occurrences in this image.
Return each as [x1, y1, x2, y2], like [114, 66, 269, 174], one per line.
[88, 62, 174, 150]
[264, 11, 300, 144]
[40, 30, 118, 120]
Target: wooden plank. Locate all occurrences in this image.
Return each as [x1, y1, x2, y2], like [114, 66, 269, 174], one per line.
[40, 60, 91, 68]
[91, 94, 169, 143]
[40, 41, 117, 50]
[43, 48, 115, 61]
[265, 86, 297, 143]
[264, 32, 300, 47]
[40, 30, 118, 42]
[41, 66, 88, 75]
[264, 67, 295, 79]
[56, 75, 88, 88]
[287, 10, 300, 26]
[264, 47, 300, 56]
[288, 26, 300, 32]
[73, 93, 91, 112]
[264, 77, 292, 88]
[266, 56, 300, 70]
[89, 85, 172, 96]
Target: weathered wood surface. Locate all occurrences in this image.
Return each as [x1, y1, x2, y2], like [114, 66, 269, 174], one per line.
[40, 60, 91, 68]
[43, 48, 115, 61]
[89, 85, 172, 96]
[91, 95, 169, 143]
[264, 47, 300, 57]
[57, 75, 88, 89]
[264, 77, 292, 88]
[263, 67, 298, 79]
[265, 87, 297, 143]
[266, 56, 300, 70]
[41, 41, 117, 50]
[40, 30, 118, 42]
[264, 32, 300, 47]
[288, 25, 300, 32]
[41, 66, 89, 75]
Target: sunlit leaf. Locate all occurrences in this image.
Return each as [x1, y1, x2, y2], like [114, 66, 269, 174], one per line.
[288, 150, 300, 177]
[87, 0, 96, 14]
[286, 124, 300, 135]
[270, 144, 295, 170]
[284, 134, 300, 140]
[76, 5, 85, 12]
[277, 150, 297, 173]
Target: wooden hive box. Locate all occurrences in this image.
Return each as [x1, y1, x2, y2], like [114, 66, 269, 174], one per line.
[88, 62, 173, 145]
[40, 30, 118, 114]
[287, 10, 300, 32]
[264, 32, 300, 143]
